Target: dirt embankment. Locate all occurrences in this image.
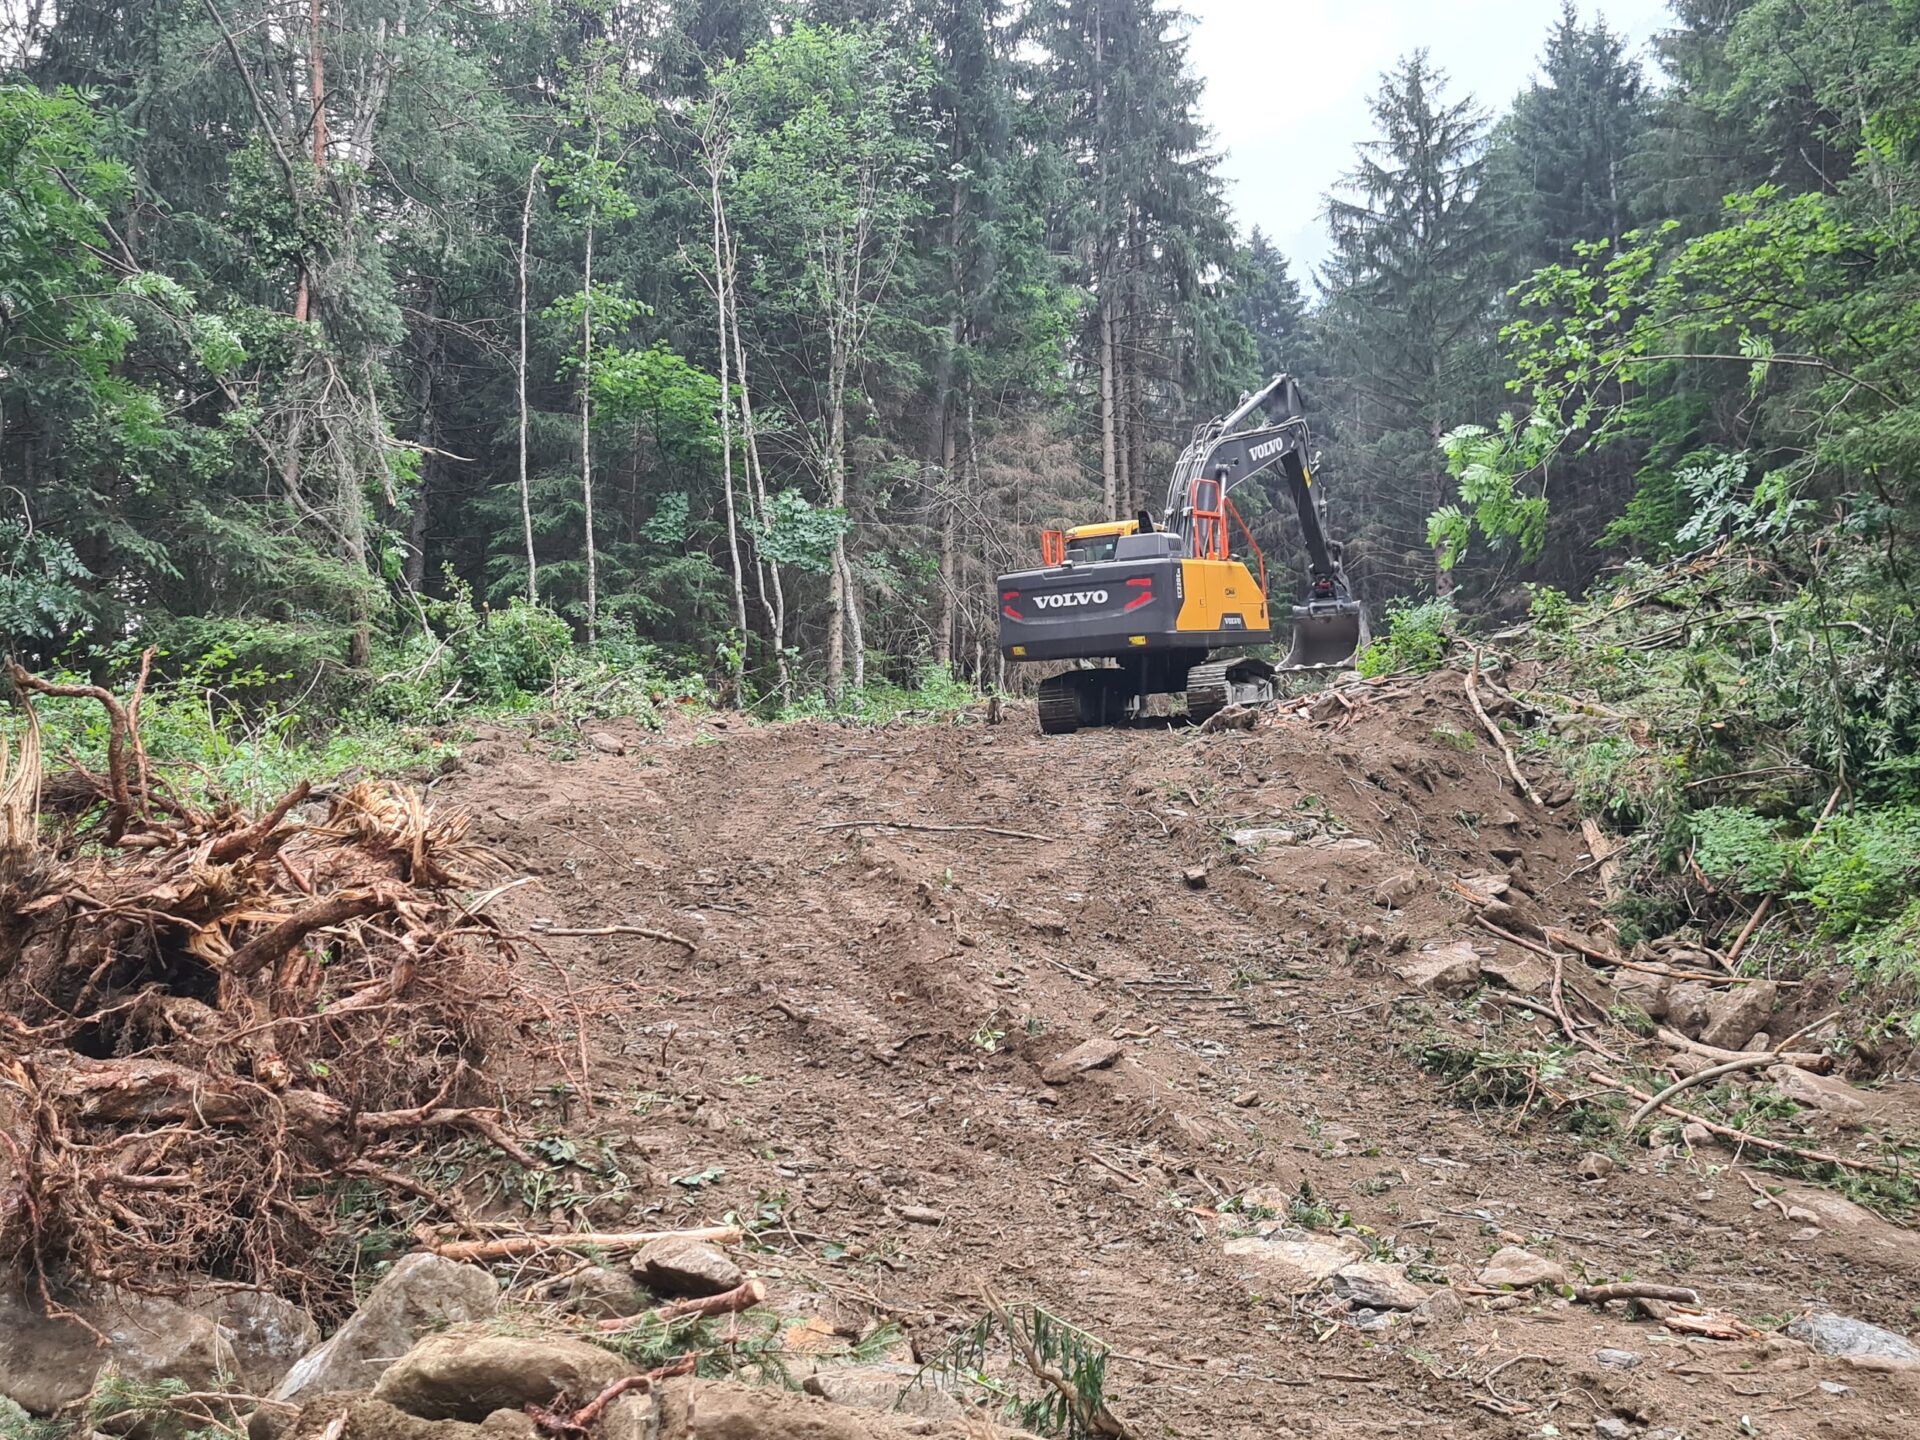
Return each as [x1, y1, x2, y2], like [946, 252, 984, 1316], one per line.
[434, 674, 1920, 1440]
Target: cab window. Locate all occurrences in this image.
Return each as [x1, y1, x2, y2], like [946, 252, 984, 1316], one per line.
[1064, 535, 1118, 563]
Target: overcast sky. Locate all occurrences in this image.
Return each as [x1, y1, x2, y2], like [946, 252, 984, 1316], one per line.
[1183, 0, 1676, 283]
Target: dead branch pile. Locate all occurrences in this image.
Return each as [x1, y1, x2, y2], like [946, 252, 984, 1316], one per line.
[0, 655, 530, 1316]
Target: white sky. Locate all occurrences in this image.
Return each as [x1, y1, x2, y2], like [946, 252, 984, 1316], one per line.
[1183, 0, 1676, 281]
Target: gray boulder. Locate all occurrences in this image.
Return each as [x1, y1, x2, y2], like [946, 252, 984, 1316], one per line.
[187, 1289, 320, 1395]
[270, 1255, 498, 1412]
[372, 1334, 631, 1421]
[1786, 1313, 1919, 1363]
[0, 1288, 238, 1417]
[631, 1238, 743, 1299]
[1476, 1246, 1567, 1290]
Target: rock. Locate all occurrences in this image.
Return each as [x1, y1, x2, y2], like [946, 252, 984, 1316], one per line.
[803, 1363, 963, 1419]
[1699, 981, 1778, 1049]
[586, 731, 627, 756]
[1040, 1038, 1122, 1084]
[1818, 1380, 1852, 1395]
[1476, 1246, 1567, 1290]
[1229, 826, 1302, 848]
[1394, 941, 1481, 998]
[271, 1254, 498, 1412]
[1663, 982, 1714, 1037]
[1182, 865, 1209, 890]
[1414, 1290, 1466, 1325]
[373, 1333, 631, 1422]
[1478, 951, 1551, 996]
[652, 1376, 1036, 1440]
[1232, 1090, 1261, 1108]
[1457, 872, 1511, 901]
[187, 1288, 321, 1394]
[1222, 1230, 1364, 1292]
[632, 1237, 744, 1298]
[1614, 972, 1670, 1019]
[0, 1288, 240, 1417]
[1768, 1065, 1875, 1127]
[1681, 1121, 1713, 1147]
[1785, 1313, 1920, 1362]
[1577, 1152, 1616, 1181]
[1371, 871, 1421, 907]
[529, 1265, 649, 1322]
[1330, 1262, 1428, 1311]
[1595, 1419, 1632, 1440]
[897, 1205, 945, 1226]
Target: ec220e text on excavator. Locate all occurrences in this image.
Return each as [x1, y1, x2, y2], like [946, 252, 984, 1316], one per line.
[995, 374, 1367, 734]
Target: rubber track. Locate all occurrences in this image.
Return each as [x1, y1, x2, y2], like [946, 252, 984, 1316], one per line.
[1037, 674, 1084, 734]
[1184, 659, 1232, 723]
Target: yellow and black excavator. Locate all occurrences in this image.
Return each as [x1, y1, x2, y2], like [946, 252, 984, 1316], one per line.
[996, 374, 1366, 733]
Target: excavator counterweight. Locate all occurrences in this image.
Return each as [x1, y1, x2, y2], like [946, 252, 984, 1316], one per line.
[996, 373, 1366, 732]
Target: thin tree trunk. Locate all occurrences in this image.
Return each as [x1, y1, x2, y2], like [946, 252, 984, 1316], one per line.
[711, 154, 748, 706]
[580, 160, 599, 644]
[518, 159, 540, 605]
[723, 223, 788, 701]
[1099, 282, 1119, 522]
[826, 342, 849, 701]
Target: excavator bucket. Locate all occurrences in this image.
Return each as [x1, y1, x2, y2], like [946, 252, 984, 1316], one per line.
[1279, 600, 1369, 671]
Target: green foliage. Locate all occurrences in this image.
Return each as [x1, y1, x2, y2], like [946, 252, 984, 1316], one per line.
[1430, 415, 1554, 569]
[921, 1300, 1121, 1440]
[1690, 807, 1789, 894]
[743, 490, 851, 576]
[781, 662, 980, 724]
[0, 517, 92, 647]
[1356, 598, 1456, 678]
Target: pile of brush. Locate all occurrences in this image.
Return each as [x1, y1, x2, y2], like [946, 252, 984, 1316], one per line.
[0, 653, 531, 1315]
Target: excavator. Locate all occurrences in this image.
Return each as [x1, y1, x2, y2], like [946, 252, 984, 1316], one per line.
[996, 374, 1366, 734]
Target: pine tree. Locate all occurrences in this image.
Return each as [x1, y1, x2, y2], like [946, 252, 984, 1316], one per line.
[1319, 50, 1499, 599]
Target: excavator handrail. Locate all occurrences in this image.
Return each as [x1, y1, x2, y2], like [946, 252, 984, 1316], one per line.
[1224, 494, 1266, 595]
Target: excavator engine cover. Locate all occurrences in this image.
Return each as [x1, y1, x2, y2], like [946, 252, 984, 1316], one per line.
[1280, 599, 1369, 671]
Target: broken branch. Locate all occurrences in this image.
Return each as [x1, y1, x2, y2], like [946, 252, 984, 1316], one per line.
[417, 1224, 743, 1263]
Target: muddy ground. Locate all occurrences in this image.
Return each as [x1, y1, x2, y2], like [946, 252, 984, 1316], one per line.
[436, 677, 1920, 1439]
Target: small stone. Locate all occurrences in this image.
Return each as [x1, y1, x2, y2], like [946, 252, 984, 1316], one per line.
[1577, 1152, 1616, 1181]
[531, 1264, 649, 1321]
[1595, 1419, 1632, 1440]
[587, 731, 627, 756]
[1041, 1037, 1123, 1084]
[1476, 1246, 1567, 1290]
[898, 1205, 945, 1225]
[1222, 1230, 1365, 1293]
[1594, 1348, 1641, 1368]
[1786, 1313, 1920, 1362]
[1818, 1380, 1852, 1395]
[803, 1363, 963, 1419]
[1331, 1262, 1429, 1311]
[1769, 1066, 1874, 1127]
[632, 1237, 743, 1298]
[1681, 1122, 1713, 1147]
[1414, 1289, 1466, 1325]
[1489, 844, 1524, 863]
[1230, 826, 1302, 848]
[1394, 941, 1482, 998]
[1183, 865, 1210, 890]
[1371, 871, 1422, 907]
[1232, 1090, 1261, 1108]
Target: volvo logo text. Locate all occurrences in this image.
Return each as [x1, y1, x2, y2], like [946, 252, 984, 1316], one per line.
[1031, 590, 1109, 609]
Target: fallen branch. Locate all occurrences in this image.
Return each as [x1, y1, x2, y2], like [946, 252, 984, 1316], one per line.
[417, 1224, 743, 1263]
[1465, 650, 1539, 807]
[567, 1355, 697, 1430]
[817, 820, 1056, 842]
[222, 885, 402, 980]
[1574, 1282, 1700, 1307]
[595, 1276, 767, 1332]
[207, 781, 311, 862]
[1657, 1028, 1830, 1074]
[1587, 1071, 1901, 1176]
[527, 921, 694, 950]
[1625, 1054, 1780, 1133]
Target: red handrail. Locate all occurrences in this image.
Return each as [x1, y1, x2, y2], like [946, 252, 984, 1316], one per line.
[1224, 495, 1267, 594]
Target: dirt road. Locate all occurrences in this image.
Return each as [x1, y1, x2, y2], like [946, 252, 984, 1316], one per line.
[442, 681, 1918, 1439]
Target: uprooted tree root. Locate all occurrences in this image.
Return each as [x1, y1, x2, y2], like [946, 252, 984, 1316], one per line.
[0, 653, 532, 1318]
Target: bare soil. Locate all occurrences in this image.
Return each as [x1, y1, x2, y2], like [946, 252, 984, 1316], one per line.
[438, 678, 1920, 1439]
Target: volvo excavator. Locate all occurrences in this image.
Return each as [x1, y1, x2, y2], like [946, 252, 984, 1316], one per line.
[996, 374, 1366, 734]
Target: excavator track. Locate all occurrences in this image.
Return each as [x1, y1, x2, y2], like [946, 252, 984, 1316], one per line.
[1184, 657, 1276, 724]
[1037, 674, 1087, 734]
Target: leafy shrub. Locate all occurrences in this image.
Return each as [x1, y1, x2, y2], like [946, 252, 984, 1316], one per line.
[1793, 806, 1920, 939]
[1355, 598, 1456, 679]
[781, 661, 981, 724]
[1691, 806, 1789, 893]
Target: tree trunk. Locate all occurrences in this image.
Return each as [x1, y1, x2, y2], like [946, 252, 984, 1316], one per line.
[518, 159, 540, 604]
[1098, 282, 1119, 522]
[580, 191, 598, 644]
[711, 156, 748, 706]
[724, 234, 788, 701]
[826, 337, 849, 700]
